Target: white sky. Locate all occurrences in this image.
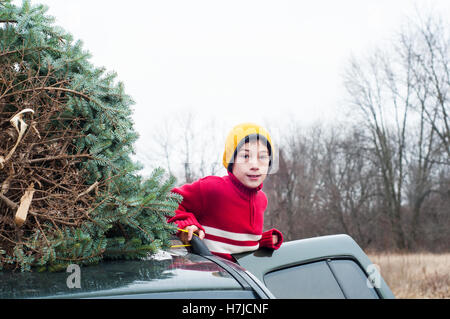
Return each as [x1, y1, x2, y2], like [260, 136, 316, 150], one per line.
[13, 0, 450, 176]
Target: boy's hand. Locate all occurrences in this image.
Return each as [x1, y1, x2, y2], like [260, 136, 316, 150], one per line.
[273, 235, 278, 245]
[180, 225, 205, 244]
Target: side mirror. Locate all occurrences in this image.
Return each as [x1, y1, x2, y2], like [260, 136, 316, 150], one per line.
[190, 236, 213, 256]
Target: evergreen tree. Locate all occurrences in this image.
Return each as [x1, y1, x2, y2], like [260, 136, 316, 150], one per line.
[0, 0, 179, 271]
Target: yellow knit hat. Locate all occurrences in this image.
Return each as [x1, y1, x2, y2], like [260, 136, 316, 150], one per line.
[222, 122, 273, 171]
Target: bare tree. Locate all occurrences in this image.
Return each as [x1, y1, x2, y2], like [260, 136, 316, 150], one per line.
[343, 12, 449, 250]
[407, 15, 450, 159]
[177, 111, 195, 184]
[344, 52, 409, 249]
[264, 121, 327, 240]
[153, 119, 177, 176]
[319, 125, 380, 247]
[141, 110, 227, 185]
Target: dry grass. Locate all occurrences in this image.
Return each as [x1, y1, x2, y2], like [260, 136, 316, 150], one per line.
[367, 252, 450, 299]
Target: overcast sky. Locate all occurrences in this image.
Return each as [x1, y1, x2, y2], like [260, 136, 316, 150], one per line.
[14, 0, 450, 176]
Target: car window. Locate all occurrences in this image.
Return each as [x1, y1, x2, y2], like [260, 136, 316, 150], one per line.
[328, 259, 379, 299]
[263, 261, 345, 299]
[263, 259, 379, 299]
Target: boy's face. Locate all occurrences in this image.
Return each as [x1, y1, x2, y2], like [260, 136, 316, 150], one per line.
[232, 139, 270, 189]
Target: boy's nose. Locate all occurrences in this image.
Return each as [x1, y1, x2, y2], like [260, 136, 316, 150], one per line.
[249, 162, 260, 170]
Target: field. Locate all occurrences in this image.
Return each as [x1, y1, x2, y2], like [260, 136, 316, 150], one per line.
[367, 252, 450, 299]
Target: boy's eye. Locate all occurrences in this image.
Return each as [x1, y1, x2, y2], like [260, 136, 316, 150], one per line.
[237, 153, 269, 162]
[236, 154, 250, 163]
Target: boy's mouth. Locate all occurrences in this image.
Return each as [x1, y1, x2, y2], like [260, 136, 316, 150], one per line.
[247, 174, 261, 180]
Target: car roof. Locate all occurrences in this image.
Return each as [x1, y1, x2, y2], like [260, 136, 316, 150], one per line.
[234, 234, 372, 278]
[233, 234, 395, 299]
[0, 251, 243, 298]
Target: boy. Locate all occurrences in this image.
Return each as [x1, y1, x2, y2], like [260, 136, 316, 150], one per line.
[168, 122, 283, 262]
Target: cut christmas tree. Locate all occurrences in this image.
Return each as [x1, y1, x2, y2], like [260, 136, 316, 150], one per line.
[0, 0, 179, 272]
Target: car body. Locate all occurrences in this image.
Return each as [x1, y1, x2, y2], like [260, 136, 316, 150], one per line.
[0, 234, 394, 299]
[234, 234, 394, 299]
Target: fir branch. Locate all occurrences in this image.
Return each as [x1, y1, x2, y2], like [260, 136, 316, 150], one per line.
[33, 215, 50, 248]
[27, 153, 92, 163]
[0, 193, 18, 210]
[0, 46, 64, 58]
[0, 86, 92, 101]
[28, 211, 79, 227]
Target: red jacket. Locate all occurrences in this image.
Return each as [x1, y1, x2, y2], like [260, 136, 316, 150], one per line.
[168, 171, 283, 261]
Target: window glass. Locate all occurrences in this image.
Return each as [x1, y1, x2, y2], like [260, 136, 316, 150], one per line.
[263, 261, 345, 299]
[328, 259, 379, 299]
